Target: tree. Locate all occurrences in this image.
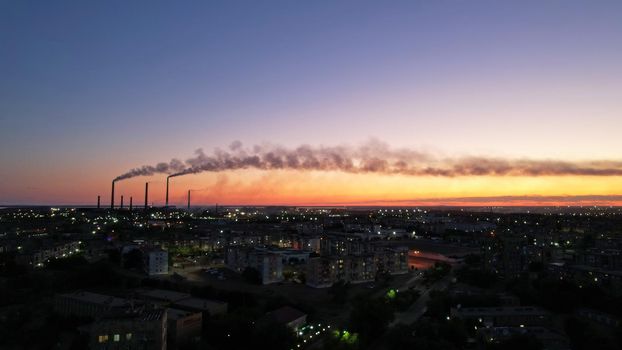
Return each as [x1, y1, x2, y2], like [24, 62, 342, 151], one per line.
[425, 291, 452, 319]
[388, 289, 421, 311]
[464, 254, 482, 267]
[423, 262, 452, 284]
[564, 316, 619, 350]
[242, 267, 262, 285]
[106, 249, 121, 264]
[386, 320, 466, 350]
[578, 233, 595, 249]
[487, 334, 542, 350]
[324, 329, 360, 350]
[528, 261, 544, 273]
[375, 271, 393, 287]
[122, 249, 143, 269]
[328, 280, 350, 303]
[0, 252, 27, 277]
[252, 319, 296, 350]
[349, 296, 394, 345]
[456, 267, 498, 288]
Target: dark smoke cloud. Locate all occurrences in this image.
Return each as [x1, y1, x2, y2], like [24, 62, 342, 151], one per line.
[114, 159, 185, 181]
[114, 140, 622, 181]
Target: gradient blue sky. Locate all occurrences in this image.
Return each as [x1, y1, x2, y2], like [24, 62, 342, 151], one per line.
[1, 1, 622, 205]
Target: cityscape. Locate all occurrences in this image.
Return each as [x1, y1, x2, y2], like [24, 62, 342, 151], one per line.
[2, 1, 622, 350]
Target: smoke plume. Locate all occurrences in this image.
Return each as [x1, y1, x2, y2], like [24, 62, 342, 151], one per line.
[114, 140, 622, 181]
[114, 159, 185, 181]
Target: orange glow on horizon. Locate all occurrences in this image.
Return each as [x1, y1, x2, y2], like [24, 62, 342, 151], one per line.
[36, 169, 622, 207]
[3, 168, 622, 206]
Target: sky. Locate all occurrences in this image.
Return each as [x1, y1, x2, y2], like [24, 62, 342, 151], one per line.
[1, 0, 622, 206]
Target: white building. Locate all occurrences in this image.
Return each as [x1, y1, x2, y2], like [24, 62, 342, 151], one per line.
[144, 248, 169, 276]
[254, 251, 284, 284]
[225, 247, 284, 284]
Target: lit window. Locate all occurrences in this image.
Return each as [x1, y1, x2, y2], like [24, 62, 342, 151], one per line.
[126, 333, 132, 340]
[98, 335, 108, 343]
[113, 334, 120, 342]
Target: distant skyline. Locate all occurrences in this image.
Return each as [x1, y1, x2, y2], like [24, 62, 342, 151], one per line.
[2, 1, 622, 206]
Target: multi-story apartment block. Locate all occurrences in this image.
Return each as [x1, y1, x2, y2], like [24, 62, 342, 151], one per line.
[225, 247, 284, 284]
[143, 248, 169, 276]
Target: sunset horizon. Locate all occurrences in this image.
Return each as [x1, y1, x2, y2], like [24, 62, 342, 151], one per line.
[2, 2, 622, 349]
[3, 1, 622, 207]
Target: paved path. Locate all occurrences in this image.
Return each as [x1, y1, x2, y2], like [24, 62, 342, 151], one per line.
[390, 274, 453, 326]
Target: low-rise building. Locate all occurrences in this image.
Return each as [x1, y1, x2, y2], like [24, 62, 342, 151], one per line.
[167, 308, 202, 347]
[450, 306, 552, 327]
[173, 297, 228, 316]
[55, 291, 129, 319]
[279, 249, 310, 265]
[478, 326, 570, 350]
[548, 262, 622, 294]
[576, 248, 622, 270]
[306, 254, 378, 288]
[137, 289, 191, 304]
[576, 308, 621, 328]
[89, 307, 167, 350]
[306, 247, 409, 288]
[135, 288, 228, 317]
[16, 240, 81, 267]
[260, 306, 307, 331]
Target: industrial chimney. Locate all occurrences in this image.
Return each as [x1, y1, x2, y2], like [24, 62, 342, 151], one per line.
[166, 175, 171, 207]
[165, 176, 170, 207]
[97, 195, 101, 209]
[129, 197, 133, 211]
[187, 190, 191, 210]
[120, 195, 124, 209]
[144, 182, 149, 209]
[111, 180, 116, 209]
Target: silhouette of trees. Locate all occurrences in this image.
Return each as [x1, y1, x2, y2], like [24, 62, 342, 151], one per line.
[242, 266, 262, 284]
[349, 296, 394, 345]
[328, 280, 350, 303]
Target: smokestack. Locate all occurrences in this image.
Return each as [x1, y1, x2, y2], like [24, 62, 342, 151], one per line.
[130, 197, 133, 211]
[97, 195, 101, 209]
[187, 190, 191, 210]
[111, 180, 115, 209]
[120, 195, 124, 209]
[166, 176, 170, 207]
[144, 182, 149, 209]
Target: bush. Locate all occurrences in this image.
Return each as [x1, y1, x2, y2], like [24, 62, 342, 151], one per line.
[387, 289, 421, 311]
[242, 267, 262, 285]
[423, 262, 452, 284]
[456, 267, 498, 288]
[349, 296, 394, 345]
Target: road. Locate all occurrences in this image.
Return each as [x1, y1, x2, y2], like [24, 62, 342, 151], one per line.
[390, 273, 453, 327]
[396, 271, 424, 291]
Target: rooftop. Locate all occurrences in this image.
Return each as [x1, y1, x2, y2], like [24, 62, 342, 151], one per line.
[453, 306, 549, 316]
[167, 307, 200, 320]
[137, 288, 191, 302]
[58, 291, 127, 308]
[264, 306, 307, 325]
[173, 297, 227, 311]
